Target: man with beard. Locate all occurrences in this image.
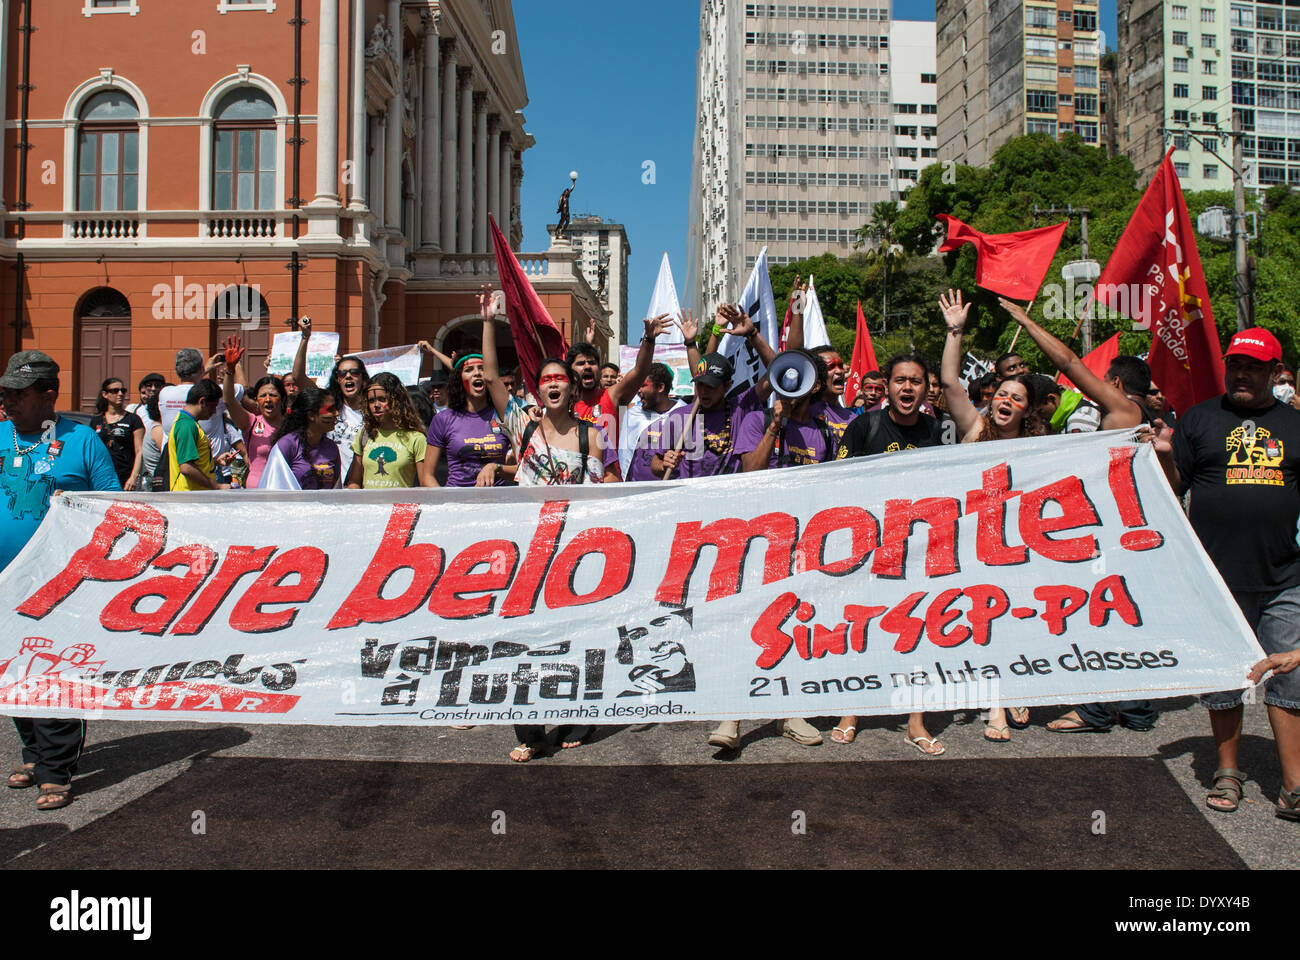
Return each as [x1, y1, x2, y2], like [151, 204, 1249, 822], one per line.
[622, 363, 684, 482]
[834, 353, 957, 753]
[567, 314, 672, 473]
[1154, 328, 1300, 822]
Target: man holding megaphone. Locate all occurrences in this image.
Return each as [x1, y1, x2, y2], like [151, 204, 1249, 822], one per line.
[738, 349, 837, 470]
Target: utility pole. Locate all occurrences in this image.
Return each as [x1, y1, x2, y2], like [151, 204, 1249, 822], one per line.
[1231, 112, 1252, 331]
[1034, 205, 1095, 352]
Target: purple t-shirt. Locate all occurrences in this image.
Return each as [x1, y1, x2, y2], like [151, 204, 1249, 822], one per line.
[654, 386, 764, 479]
[736, 409, 835, 468]
[275, 432, 341, 490]
[427, 407, 510, 487]
[810, 399, 856, 448]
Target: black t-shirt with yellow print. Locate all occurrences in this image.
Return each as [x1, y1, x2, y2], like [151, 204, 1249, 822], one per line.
[837, 408, 950, 459]
[1173, 395, 1300, 592]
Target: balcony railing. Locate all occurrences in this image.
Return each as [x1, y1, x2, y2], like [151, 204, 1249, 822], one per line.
[70, 217, 140, 239]
[206, 215, 279, 239]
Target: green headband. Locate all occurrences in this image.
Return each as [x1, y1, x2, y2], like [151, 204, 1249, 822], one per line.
[453, 353, 483, 370]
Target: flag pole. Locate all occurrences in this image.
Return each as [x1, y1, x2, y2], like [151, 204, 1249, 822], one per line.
[661, 399, 700, 481]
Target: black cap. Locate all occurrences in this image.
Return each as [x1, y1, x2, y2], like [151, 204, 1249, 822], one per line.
[138, 372, 166, 388]
[0, 350, 58, 389]
[693, 352, 733, 389]
[427, 370, 449, 388]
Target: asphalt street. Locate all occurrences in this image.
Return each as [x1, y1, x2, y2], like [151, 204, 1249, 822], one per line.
[1, 695, 1294, 869]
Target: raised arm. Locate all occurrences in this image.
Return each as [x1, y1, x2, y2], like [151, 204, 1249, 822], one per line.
[418, 339, 453, 372]
[609, 314, 671, 406]
[998, 297, 1142, 429]
[291, 316, 313, 389]
[676, 309, 703, 373]
[479, 284, 512, 420]
[719, 305, 779, 402]
[784, 275, 806, 352]
[221, 336, 251, 434]
[939, 289, 984, 439]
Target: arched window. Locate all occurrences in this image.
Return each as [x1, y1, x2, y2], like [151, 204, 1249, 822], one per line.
[213, 88, 277, 210]
[77, 91, 139, 211]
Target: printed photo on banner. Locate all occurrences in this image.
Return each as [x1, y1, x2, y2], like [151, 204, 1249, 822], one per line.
[267, 331, 340, 387]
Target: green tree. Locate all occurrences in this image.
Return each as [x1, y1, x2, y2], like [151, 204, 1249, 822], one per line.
[369, 445, 396, 476]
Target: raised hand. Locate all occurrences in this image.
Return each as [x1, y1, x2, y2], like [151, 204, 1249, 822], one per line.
[997, 296, 1032, 327]
[222, 335, 245, 368]
[939, 289, 971, 333]
[789, 275, 806, 316]
[675, 308, 699, 343]
[1151, 419, 1175, 456]
[585, 319, 597, 344]
[298, 316, 312, 338]
[644, 313, 671, 339]
[718, 303, 754, 339]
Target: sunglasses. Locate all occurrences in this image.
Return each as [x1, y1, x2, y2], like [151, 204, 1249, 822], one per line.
[337, 369, 362, 379]
[104, 387, 127, 394]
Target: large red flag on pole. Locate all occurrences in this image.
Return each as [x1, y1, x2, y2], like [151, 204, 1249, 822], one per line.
[489, 214, 568, 396]
[1093, 149, 1224, 415]
[1057, 332, 1120, 391]
[936, 214, 1067, 300]
[845, 300, 879, 404]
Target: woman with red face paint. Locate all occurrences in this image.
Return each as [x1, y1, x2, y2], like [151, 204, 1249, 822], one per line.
[940, 289, 1045, 742]
[480, 284, 619, 761]
[425, 347, 513, 487]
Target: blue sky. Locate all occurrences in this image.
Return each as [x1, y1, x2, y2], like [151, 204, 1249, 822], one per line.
[512, 1, 1116, 325]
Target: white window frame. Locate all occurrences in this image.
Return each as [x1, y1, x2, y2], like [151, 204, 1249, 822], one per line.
[62, 73, 150, 220]
[83, 0, 139, 15]
[218, 0, 277, 11]
[198, 71, 288, 218]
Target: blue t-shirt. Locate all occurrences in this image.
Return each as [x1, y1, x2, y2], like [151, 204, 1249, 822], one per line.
[0, 416, 121, 571]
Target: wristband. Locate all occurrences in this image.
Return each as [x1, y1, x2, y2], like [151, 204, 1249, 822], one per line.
[712, 323, 726, 338]
[744, 326, 758, 339]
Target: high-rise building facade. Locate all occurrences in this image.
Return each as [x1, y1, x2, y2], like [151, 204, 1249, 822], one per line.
[561, 215, 631, 351]
[889, 21, 939, 195]
[937, 0, 1102, 167]
[1119, 0, 1300, 192]
[689, 0, 893, 314]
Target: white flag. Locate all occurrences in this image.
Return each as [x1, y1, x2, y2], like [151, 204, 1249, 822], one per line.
[722, 246, 778, 394]
[803, 274, 831, 349]
[256, 445, 302, 491]
[647, 252, 684, 345]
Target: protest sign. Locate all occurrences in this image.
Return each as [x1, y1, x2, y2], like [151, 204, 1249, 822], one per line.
[0, 432, 1261, 726]
[354, 344, 422, 386]
[267, 331, 340, 387]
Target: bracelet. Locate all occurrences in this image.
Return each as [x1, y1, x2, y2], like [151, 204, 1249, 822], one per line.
[744, 326, 758, 339]
[711, 323, 726, 338]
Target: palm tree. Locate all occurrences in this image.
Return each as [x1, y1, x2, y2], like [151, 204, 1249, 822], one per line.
[854, 201, 907, 338]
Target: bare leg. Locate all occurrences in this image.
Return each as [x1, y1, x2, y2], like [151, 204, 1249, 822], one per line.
[1207, 705, 1244, 811]
[906, 712, 943, 754]
[986, 706, 1010, 741]
[1266, 704, 1300, 794]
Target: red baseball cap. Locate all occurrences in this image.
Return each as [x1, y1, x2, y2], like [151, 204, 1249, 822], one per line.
[1224, 328, 1282, 363]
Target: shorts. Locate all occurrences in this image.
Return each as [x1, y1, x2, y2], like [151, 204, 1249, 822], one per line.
[1202, 584, 1300, 711]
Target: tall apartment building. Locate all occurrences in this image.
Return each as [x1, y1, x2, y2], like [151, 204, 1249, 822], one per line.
[889, 21, 939, 195]
[0, 0, 608, 412]
[689, 0, 892, 315]
[937, 0, 1102, 167]
[560, 215, 631, 351]
[1119, 0, 1300, 192]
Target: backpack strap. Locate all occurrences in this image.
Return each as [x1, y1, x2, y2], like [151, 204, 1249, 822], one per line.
[864, 409, 883, 455]
[814, 416, 836, 463]
[519, 418, 539, 459]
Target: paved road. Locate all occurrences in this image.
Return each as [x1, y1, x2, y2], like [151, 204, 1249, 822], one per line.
[1, 695, 1294, 869]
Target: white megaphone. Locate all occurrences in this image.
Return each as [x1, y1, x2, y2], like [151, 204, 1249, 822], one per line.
[769, 350, 820, 400]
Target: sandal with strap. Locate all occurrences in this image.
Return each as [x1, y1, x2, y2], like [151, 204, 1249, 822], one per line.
[1206, 768, 1247, 813]
[7, 764, 35, 789]
[830, 725, 856, 744]
[1007, 706, 1030, 729]
[36, 783, 72, 811]
[1277, 785, 1300, 822]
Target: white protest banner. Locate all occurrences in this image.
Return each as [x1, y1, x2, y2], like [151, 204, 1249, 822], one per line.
[267, 331, 340, 387]
[647, 252, 684, 345]
[722, 247, 778, 396]
[802, 275, 831, 349]
[354, 344, 422, 386]
[0, 432, 1261, 727]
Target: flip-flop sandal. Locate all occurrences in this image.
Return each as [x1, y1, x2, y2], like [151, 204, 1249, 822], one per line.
[1047, 718, 1111, 733]
[509, 745, 534, 763]
[1277, 785, 1300, 822]
[7, 764, 35, 789]
[984, 724, 1011, 743]
[830, 725, 856, 744]
[1007, 707, 1030, 729]
[1206, 768, 1247, 814]
[36, 783, 72, 811]
[904, 733, 946, 754]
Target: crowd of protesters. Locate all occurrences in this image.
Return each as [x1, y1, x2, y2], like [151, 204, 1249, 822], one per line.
[2, 280, 1298, 824]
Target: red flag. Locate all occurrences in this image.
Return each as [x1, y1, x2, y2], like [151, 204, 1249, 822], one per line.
[779, 299, 792, 351]
[1094, 150, 1223, 415]
[489, 214, 568, 396]
[845, 300, 879, 404]
[1057, 332, 1120, 391]
[936, 214, 1067, 300]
